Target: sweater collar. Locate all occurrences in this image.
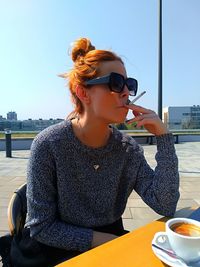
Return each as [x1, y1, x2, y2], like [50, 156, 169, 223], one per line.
[64, 119, 123, 156]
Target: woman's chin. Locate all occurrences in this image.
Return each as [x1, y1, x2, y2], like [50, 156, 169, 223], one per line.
[111, 117, 126, 124]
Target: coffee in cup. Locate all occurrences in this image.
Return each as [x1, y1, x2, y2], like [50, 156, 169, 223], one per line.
[170, 222, 200, 237]
[166, 218, 200, 263]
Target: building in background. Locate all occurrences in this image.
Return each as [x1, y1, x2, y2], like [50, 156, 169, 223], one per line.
[0, 115, 6, 121]
[7, 111, 17, 121]
[0, 111, 63, 131]
[163, 105, 200, 129]
[21, 118, 63, 131]
[0, 118, 63, 131]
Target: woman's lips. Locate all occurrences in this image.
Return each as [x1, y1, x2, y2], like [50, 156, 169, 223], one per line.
[117, 105, 129, 109]
[117, 100, 130, 108]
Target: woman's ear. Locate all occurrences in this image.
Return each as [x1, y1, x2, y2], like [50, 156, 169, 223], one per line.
[75, 85, 91, 104]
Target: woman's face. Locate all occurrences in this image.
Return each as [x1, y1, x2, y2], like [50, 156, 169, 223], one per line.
[86, 60, 129, 124]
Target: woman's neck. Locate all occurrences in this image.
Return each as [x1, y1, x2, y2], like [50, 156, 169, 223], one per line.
[71, 116, 112, 148]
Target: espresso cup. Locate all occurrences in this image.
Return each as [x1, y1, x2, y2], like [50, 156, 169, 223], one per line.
[166, 218, 200, 262]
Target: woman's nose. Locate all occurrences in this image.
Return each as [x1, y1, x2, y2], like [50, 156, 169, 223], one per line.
[120, 85, 129, 98]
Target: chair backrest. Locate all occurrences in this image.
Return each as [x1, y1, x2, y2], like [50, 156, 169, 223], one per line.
[7, 183, 27, 236]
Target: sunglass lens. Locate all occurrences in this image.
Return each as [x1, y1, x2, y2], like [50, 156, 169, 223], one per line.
[126, 78, 137, 96]
[110, 73, 124, 93]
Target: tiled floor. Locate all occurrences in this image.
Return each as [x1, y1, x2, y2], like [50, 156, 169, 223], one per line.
[0, 142, 200, 237]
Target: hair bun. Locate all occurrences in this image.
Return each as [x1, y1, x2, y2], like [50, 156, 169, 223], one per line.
[71, 37, 95, 62]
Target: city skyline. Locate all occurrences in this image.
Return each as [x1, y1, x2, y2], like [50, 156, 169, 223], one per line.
[1, 105, 200, 131]
[1, 104, 200, 122]
[1, 0, 200, 120]
[0, 111, 63, 121]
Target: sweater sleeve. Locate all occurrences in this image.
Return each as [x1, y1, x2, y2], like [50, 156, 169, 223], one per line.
[133, 133, 180, 217]
[25, 136, 93, 252]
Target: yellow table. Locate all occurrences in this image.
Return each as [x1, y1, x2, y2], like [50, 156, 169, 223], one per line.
[56, 207, 199, 267]
[56, 218, 168, 267]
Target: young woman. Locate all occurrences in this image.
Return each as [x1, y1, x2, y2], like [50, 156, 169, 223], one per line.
[11, 38, 179, 267]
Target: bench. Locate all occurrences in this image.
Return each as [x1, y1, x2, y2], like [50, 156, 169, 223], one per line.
[130, 133, 200, 145]
[130, 134, 154, 145]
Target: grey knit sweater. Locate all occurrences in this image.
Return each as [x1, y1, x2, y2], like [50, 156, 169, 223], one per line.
[25, 120, 179, 252]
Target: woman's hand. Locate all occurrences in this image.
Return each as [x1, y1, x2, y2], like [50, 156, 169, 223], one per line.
[91, 231, 118, 248]
[125, 104, 169, 136]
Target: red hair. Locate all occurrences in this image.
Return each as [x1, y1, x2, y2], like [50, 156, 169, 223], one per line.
[60, 38, 123, 118]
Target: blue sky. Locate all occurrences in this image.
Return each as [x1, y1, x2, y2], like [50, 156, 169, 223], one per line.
[1, 0, 200, 120]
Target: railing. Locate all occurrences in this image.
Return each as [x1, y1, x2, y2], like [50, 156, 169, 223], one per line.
[1, 129, 200, 157]
[120, 129, 200, 145]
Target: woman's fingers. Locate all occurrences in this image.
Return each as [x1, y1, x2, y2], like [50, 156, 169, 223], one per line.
[136, 118, 154, 127]
[125, 104, 168, 135]
[125, 104, 154, 115]
[132, 110, 140, 117]
[130, 113, 157, 123]
[126, 111, 155, 125]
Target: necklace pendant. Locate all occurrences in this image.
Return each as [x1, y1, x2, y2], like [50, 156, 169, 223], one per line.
[93, 164, 100, 170]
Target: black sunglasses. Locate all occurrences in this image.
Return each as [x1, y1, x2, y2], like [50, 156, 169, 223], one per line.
[85, 72, 138, 96]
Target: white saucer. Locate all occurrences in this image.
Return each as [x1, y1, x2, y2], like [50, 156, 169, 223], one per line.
[152, 232, 200, 267]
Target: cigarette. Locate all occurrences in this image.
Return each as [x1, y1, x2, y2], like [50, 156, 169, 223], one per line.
[128, 91, 146, 104]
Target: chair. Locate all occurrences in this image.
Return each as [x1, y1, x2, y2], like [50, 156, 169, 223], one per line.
[7, 183, 27, 236]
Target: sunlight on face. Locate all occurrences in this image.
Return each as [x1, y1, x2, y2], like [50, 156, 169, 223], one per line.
[86, 60, 129, 124]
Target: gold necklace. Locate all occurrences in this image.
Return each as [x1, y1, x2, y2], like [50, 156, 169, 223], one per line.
[93, 164, 100, 170]
[75, 118, 112, 171]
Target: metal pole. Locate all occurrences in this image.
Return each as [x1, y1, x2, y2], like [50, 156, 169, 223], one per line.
[5, 129, 12, 157]
[158, 0, 163, 120]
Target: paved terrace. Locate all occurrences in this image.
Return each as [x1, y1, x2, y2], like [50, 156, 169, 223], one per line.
[0, 142, 200, 238]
